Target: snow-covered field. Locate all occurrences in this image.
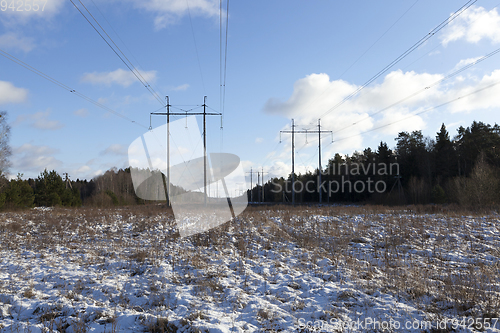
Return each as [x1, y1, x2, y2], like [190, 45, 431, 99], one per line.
[0, 205, 499, 332]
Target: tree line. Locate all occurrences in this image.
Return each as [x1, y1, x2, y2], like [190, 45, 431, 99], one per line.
[0, 167, 145, 209]
[258, 120, 500, 209]
[0, 109, 498, 209]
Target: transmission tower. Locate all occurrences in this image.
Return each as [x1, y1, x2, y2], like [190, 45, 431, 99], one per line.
[260, 167, 269, 203]
[280, 119, 332, 205]
[150, 96, 221, 207]
[246, 167, 259, 203]
[63, 173, 72, 189]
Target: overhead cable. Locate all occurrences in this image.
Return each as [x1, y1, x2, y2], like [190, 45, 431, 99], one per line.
[0, 48, 147, 128]
[69, 0, 164, 106]
[334, 45, 500, 135]
[333, 79, 500, 143]
[319, 0, 477, 119]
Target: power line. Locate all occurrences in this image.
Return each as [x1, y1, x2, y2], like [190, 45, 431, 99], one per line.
[186, 0, 207, 94]
[220, 0, 229, 120]
[257, 140, 282, 168]
[402, 2, 500, 72]
[150, 97, 221, 206]
[334, 45, 500, 135]
[0, 48, 147, 128]
[319, 0, 477, 119]
[333, 79, 500, 143]
[338, 0, 420, 80]
[88, 0, 166, 103]
[69, 0, 164, 106]
[280, 119, 332, 204]
[246, 168, 259, 202]
[299, 0, 421, 123]
[219, 0, 229, 152]
[220, 0, 223, 115]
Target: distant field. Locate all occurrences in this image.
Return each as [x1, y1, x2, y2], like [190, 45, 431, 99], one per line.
[0, 205, 499, 332]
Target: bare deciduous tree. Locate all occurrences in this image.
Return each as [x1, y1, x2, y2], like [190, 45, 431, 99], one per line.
[0, 111, 11, 179]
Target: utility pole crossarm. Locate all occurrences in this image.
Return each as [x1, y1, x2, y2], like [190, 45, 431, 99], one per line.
[279, 118, 333, 205]
[279, 119, 296, 205]
[279, 130, 331, 134]
[149, 96, 222, 207]
[246, 168, 259, 202]
[261, 167, 269, 203]
[151, 112, 221, 116]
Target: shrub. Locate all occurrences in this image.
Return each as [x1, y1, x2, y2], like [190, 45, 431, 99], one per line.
[431, 184, 446, 204]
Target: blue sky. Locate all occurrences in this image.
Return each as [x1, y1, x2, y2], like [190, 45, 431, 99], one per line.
[2, 0, 500, 186]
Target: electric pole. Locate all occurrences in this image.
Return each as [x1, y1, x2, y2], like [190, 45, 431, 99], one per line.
[63, 173, 72, 189]
[280, 119, 296, 204]
[257, 171, 260, 202]
[261, 167, 268, 203]
[317, 119, 333, 203]
[203, 96, 207, 206]
[150, 96, 221, 206]
[280, 119, 332, 205]
[167, 96, 170, 207]
[246, 168, 259, 202]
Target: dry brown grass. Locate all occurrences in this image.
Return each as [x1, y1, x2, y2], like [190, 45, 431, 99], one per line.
[1, 203, 499, 330]
[242, 204, 500, 318]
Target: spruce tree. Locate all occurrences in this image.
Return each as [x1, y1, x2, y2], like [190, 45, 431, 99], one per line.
[434, 123, 457, 181]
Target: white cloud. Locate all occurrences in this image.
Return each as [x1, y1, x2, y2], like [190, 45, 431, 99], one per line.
[452, 57, 483, 72]
[97, 97, 108, 105]
[73, 165, 97, 179]
[373, 107, 426, 135]
[441, 6, 500, 45]
[264, 73, 358, 119]
[12, 143, 62, 173]
[0, 32, 35, 52]
[126, 0, 219, 29]
[264, 160, 313, 182]
[264, 68, 500, 152]
[447, 69, 500, 113]
[71, 164, 110, 180]
[0, 0, 65, 25]
[255, 137, 264, 144]
[100, 144, 127, 156]
[263, 71, 443, 151]
[354, 70, 444, 110]
[73, 108, 89, 117]
[447, 121, 464, 130]
[0, 81, 28, 104]
[267, 161, 290, 180]
[170, 83, 190, 91]
[15, 111, 64, 130]
[75, 165, 90, 174]
[81, 68, 157, 87]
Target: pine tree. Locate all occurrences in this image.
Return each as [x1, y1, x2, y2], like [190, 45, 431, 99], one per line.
[455, 121, 500, 176]
[6, 174, 35, 208]
[395, 130, 431, 184]
[34, 169, 65, 207]
[434, 123, 457, 181]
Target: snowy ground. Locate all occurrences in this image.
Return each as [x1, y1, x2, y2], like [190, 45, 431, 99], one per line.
[0, 205, 499, 332]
